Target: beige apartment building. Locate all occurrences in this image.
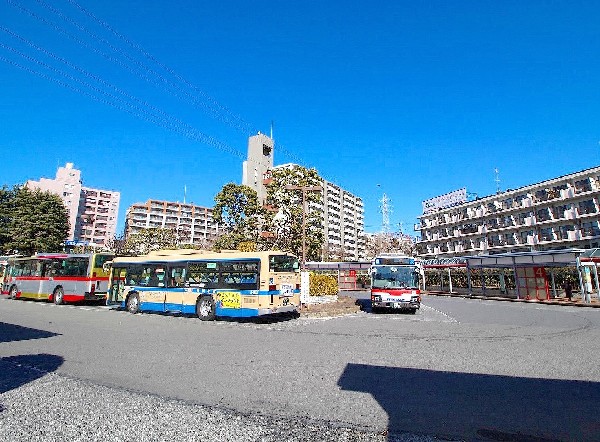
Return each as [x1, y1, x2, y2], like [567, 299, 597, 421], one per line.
[416, 166, 600, 258]
[27, 163, 120, 247]
[125, 199, 220, 248]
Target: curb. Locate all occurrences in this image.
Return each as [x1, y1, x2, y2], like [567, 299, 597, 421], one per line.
[424, 291, 600, 308]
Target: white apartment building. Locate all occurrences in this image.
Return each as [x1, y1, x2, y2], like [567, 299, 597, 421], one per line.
[125, 199, 220, 248]
[270, 163, 366, 261]
[27, 163, 120, 248]
[416, 166, 600, 258]
[321, 181, 365, 261]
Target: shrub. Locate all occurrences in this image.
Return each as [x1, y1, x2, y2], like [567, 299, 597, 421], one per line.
[309, 273, 338, 296]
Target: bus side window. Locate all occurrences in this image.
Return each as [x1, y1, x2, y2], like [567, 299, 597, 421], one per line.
[169, 267, 186, 287]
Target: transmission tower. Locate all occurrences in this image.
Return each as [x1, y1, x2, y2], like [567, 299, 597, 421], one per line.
[495, 168, 501, 194]
[379, 193, 392, 233]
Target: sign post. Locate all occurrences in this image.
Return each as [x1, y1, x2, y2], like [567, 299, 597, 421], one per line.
[300, 271, 310, 305]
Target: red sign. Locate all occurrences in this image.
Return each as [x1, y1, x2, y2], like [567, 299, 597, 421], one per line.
[349, 270, 356, 277]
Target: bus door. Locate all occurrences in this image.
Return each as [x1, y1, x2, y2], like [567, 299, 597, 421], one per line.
[18, 259, 44, 299]
[108, 266, 127, 305]
[164, 265, 187, 312]
[140, 265, 168, 311]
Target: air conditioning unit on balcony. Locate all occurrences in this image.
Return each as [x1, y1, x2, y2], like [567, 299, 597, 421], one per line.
[561, 188, 575, 199]
[567, 230, 581, 241]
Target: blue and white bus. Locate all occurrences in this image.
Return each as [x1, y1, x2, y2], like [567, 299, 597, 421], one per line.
[107, 249, 301, 320]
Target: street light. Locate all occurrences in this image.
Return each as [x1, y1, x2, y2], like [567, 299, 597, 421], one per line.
[285, 184, 322, 269]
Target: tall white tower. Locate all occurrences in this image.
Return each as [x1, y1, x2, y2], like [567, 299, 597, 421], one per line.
[242, 132, 274, 203]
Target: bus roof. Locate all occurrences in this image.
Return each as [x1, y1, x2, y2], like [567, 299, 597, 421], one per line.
[112, 249, 297, 265]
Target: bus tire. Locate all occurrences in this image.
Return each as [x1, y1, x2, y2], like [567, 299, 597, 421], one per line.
[126, 293, 140, 314]
[53, 287, 65, 305]
[9, 285, 18, 300]
[196, 296, 215, 321]
[408, 308, 417, 315]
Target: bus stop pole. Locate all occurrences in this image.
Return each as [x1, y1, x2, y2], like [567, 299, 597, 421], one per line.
[513, 257, 521, 300]
[549, 269, 557, 298]
[447, 268, 453, 293]
[576, 257, 586, 303]
[593, 263, 600, 301]
[466, 262, 472, 296]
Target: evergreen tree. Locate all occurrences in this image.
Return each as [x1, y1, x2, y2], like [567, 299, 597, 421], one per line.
[3, 186, 70, 255]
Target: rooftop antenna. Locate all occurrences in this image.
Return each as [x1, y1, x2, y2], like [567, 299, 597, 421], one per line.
[494, 168, 501, 194]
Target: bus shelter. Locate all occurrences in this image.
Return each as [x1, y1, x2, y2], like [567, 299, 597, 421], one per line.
[464, 249, 600, 303]
[421, 258, 467, 294]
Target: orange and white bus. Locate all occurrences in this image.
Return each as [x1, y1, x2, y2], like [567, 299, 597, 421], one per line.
[370, 254, 423, 314]
[107, 249, 300, 320]
[3, 252, 113, 304]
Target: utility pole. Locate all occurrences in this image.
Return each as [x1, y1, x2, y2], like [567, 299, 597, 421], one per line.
[285, 185, 322, 269]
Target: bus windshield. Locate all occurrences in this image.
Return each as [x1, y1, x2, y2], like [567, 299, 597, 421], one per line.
[269, 255, 299, 272]
[372, 265, 419, 289]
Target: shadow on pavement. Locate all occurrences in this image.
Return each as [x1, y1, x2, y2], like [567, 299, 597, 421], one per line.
[0, 322, 60, 343]
[338, 363, 600, 441]
[0, 354, 64, 395]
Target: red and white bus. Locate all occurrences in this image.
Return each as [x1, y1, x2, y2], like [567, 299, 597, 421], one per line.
[370, 254, 423, 314]
[3, 252, 113, 304]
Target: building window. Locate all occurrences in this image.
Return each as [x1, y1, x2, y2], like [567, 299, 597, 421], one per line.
[552, 205, 568, 219]
[578, 200, 597, 215]
[558, 224, 574, 240]
[536, 208, 551, 222]
[581, 221, 600, 237]
[574, 178, 592, 193]
[539, 227, 553, 242]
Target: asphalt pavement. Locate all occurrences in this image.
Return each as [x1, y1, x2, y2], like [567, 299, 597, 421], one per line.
[1, 294, 599, 441]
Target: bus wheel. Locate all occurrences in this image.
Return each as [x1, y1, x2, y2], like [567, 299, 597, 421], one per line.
[53, 287, 64, 305]
[196, 296, 215, 321]
[126, 293, 140, 314]
[9, 285, 18, 300]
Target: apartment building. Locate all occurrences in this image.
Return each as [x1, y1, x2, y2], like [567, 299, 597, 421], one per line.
[125, 199, 219, 248]
[416, 166, 600, 258]
[270, 164, 366, 261]
[27, 163, 120, 247]
[321, 181, 365, 261]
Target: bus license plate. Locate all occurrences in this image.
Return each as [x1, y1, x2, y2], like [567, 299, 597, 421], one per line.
[394, 302, 409, 309]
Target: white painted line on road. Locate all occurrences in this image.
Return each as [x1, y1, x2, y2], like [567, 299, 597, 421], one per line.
[420, 304, 459, 323]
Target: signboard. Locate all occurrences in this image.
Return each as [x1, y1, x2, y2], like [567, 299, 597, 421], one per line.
[300, 271, 310, 304]
[422, 188, 467, 214]
[374, 257, 414, 266]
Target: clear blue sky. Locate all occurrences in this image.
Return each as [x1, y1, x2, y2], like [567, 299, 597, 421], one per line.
[1, 0, 599, 235]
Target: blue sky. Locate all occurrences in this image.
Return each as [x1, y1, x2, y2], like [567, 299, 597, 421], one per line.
[1, 0, 599, 235]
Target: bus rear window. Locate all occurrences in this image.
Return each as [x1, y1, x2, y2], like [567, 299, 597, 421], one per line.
[269, 255, 299, 273]
[94, 254, 114, 269]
